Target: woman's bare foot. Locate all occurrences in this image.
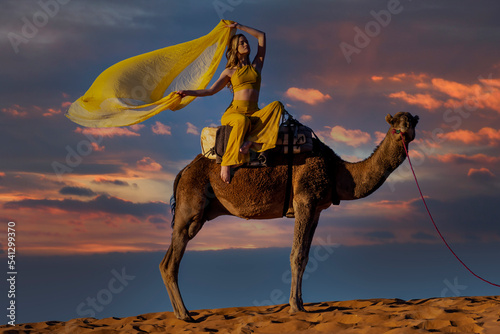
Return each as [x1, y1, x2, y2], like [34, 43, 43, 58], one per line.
[220, 165, 231, 184]
[239, 141, 253, 155]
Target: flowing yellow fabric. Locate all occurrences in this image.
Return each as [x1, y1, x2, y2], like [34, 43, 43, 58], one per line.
[66, 20, 235, 127]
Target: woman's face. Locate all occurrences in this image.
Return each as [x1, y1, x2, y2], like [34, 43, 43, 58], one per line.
[237, 36, 250, 55]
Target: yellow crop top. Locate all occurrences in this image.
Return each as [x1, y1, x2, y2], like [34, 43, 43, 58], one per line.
[231, 64, 261, 92]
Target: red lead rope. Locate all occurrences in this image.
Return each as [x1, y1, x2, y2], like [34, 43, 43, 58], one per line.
[400, 133, 500, 288]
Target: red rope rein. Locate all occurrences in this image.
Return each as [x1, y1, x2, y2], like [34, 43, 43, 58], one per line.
[400, 133, 500, 288]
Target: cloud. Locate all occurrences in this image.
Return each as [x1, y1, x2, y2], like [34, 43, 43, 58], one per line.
[437, 127, 500, 146]
[136, 157, 162, 171]
[284, 87, 332, 105]
[300, 114, 313, 122]
[151, 121, 171, 135]
[374, 131, 386, 144]
[75, 126, 143, 138]
[92, 177, 130, 186]
[3, 195, 167, 218]
[186, 122, 200, 135]
[432, 153, 500, 164]
[467, 168, 496, 182]
[42, 108, 62, 117]
[1, 104, 28, 117]
[0, 172, 5, 179]
[364, 231, 395, 240]
[59, 186, 97, 197]
[384, 73, 500, 113]
[329, 126, 372, 147]
[388, 91, 443, 110]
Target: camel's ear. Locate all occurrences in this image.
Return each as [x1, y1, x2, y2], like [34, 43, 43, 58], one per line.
[412, 115, 420, 126]
[385, 114, 394, 125]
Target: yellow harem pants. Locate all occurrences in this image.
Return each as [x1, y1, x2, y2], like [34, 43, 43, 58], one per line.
[220, 100, 284, 166]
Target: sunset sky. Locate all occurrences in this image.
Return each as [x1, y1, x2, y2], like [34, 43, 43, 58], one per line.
[1, 0, 500, 324]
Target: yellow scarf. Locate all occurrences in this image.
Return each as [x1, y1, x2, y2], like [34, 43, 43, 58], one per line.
[66, 20, 235, 127]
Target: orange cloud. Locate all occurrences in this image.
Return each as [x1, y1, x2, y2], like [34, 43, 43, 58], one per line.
[371, 76, 384, 82]
[300, 114, 313, 122]
[374, 131, 386, 144]
[432, 153, 500, 164]
[437, 127, 500, 146]
[43, 108, 62, 117]
[330, 126, 371, 147]
[151, 121, 172, 135]
[75, 127, 141, 138]
[136, 157, 162, 171]
[388, 91, 442, 110]
[91, 142, 105, 152]
[186, 122, 199, 135]
[384, 73, 500, 113]
[2, 105, 28, 117]
[467, 168, 496, 182]
[284, 87, 332, 105]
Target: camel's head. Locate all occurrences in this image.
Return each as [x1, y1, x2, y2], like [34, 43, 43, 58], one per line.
[386, 112, 419, 143]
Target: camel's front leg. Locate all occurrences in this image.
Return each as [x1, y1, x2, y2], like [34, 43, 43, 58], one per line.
[289, 201, 320, 313]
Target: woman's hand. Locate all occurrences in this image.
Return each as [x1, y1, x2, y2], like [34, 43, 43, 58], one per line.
[226, 22, 238, 29]
[176, 90, 188, 98]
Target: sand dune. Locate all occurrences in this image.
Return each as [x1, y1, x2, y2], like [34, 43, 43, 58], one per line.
[1, 296, 499, 333]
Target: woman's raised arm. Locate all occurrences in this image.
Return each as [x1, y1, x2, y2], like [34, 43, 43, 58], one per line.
[229, 22, 266, 71]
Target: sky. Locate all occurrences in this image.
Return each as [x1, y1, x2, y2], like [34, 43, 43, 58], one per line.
[1, 0, 500, 325]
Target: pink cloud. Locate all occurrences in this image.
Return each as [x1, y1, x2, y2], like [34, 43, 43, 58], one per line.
[388, 91, 442, 110]
[300, 114, 313, 122]
[91, 142, 105, 152]
[151, 121, 172, 135]
[383, 73, 500, 114]
[61, 101, 72, 108]
[43, 108, 62, 117]
[75, 127, 141, 138]
[432, 153, 500, 164]
[330, 126, 371, 147]
[467, 168, 496, 181]
[284, 87, 332, 105]
[136, 157, 162, 171]
[2, 105, 28, 117]
[374, 131, 386, 144]
[186, 122, 199, 135]
[437, 127, 500, 146]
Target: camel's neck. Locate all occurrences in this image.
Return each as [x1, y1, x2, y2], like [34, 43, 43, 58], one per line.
[335, 131, 407, 200]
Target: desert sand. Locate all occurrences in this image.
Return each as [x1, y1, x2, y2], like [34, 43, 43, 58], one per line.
[1, 296, 499, 333]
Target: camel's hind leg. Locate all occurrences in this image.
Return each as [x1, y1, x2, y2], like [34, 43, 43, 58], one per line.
[289, 200, 320, 313]
[159, 191, 207, 321]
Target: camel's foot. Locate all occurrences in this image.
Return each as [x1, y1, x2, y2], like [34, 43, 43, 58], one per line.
[288, 303, 306, 314]
[175, 311, 195, 322]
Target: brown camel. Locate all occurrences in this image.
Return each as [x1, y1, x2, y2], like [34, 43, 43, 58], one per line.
[160, 111, 419, 321]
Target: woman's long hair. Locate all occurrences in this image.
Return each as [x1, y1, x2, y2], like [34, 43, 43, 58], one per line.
[225, 34, 250, 91]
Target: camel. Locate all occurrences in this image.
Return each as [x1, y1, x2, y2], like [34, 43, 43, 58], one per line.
[160, 111, 419, 321]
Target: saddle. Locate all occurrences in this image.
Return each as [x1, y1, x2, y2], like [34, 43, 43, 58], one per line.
[200, 117, 314, 165]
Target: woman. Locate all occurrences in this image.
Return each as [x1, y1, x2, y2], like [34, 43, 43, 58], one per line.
[177, 22, 284, 184]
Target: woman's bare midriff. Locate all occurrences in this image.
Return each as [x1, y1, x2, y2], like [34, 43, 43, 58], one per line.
[233, 89, 259, 102]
